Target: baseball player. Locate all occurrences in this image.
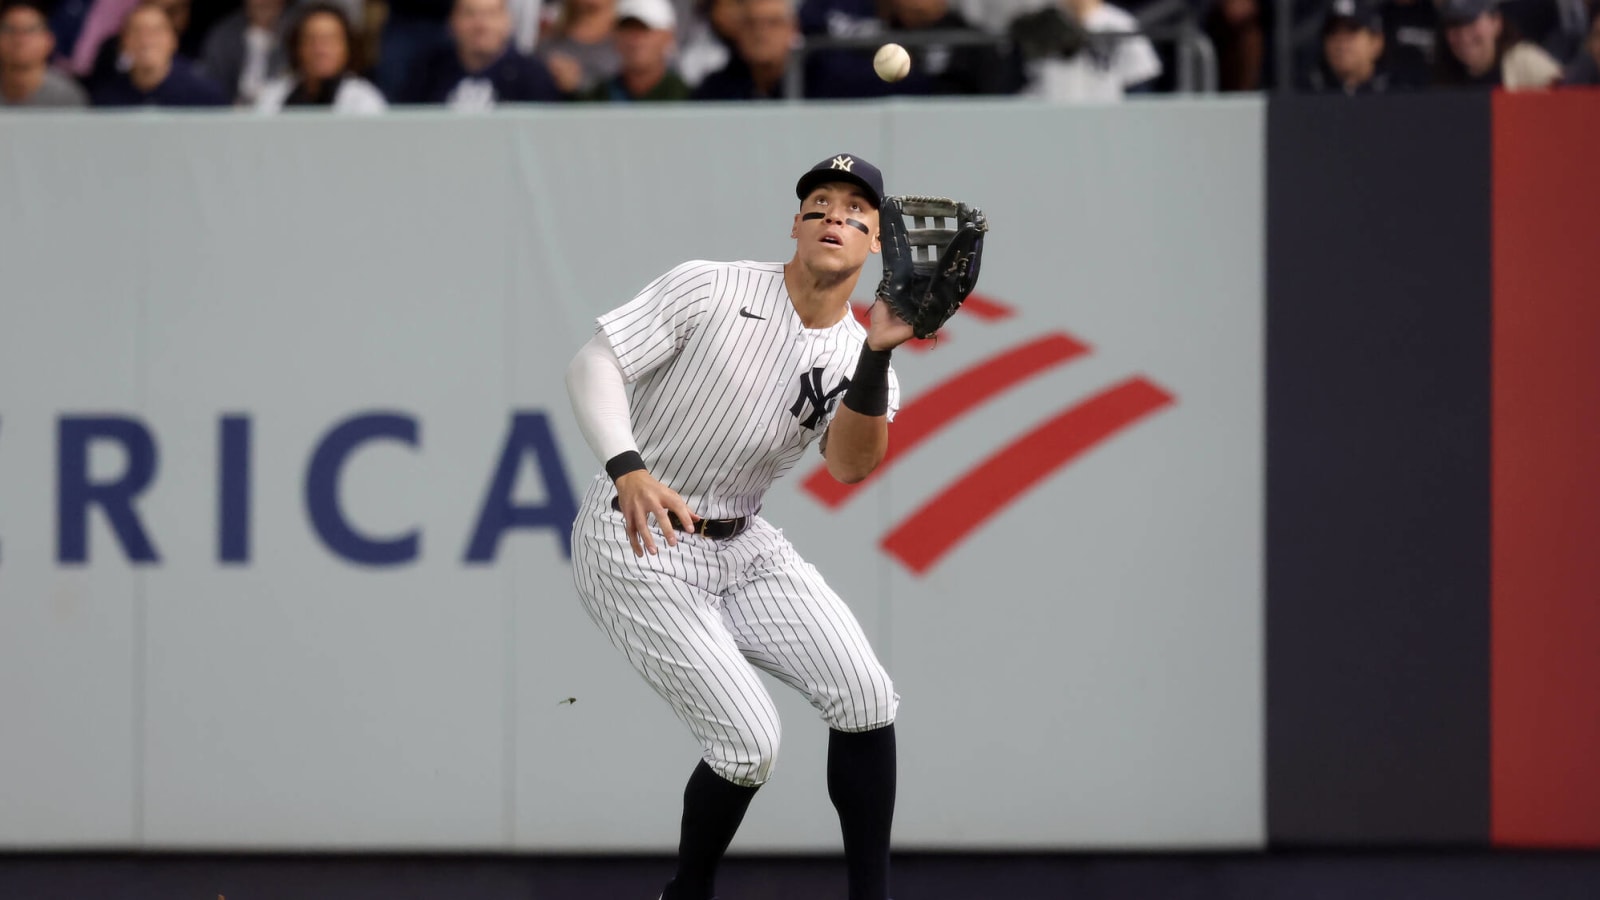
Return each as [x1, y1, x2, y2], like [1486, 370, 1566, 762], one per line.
[565, 154, 985, 900]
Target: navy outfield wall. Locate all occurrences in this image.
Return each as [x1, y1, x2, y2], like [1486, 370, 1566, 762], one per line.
[1265, 93, 1493, 845]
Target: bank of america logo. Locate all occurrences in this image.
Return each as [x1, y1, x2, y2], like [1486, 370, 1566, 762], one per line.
[802, 295, 1176, 575]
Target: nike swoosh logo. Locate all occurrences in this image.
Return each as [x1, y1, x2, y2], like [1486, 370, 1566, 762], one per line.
[739, 307, 767, 320]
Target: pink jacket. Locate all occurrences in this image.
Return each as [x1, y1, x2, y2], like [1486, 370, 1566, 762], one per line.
[69, 0, 141, 77]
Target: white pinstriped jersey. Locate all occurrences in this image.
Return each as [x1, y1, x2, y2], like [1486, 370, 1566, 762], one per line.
[597, 259, 900, 519]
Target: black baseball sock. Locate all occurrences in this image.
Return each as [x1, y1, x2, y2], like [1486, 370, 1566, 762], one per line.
[828, 723, 897, 900]
[660, 760, 760, 900]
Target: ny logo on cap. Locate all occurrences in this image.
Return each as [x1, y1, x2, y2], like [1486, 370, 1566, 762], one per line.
[831, 156, 855, 172]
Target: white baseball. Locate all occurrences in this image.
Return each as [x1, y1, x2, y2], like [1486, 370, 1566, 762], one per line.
[873, 43, 911, 83]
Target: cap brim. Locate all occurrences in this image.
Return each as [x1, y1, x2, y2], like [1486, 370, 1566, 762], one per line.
[617, 15, 671, 29]
[795, 170, 881, 209]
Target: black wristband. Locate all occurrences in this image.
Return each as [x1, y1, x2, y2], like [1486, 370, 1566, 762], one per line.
[841, 341, 892, 417]
[605, 450, 647, 481]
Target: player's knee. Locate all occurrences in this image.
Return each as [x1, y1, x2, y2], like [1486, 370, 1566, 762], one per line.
[827, 665, 899, 732]
[709, 721, 781, 787]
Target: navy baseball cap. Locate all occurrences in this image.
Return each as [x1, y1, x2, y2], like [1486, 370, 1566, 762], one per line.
[1324, 0, 1382, 32]
[795, 154, 885, 209]
[1440, 0, 1497, 25]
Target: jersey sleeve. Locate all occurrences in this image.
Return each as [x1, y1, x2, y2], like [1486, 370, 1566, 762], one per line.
[595, 261, 718, 383]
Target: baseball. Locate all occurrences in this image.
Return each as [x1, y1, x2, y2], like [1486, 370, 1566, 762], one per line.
[873, 43, 911, 83]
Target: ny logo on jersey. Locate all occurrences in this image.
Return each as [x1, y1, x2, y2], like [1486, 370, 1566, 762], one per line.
[789, 367, 850, 430]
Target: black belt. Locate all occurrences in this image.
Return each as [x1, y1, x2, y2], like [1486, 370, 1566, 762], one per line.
[611, 496, 751, 540]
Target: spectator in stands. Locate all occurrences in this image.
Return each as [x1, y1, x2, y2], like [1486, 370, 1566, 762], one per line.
[91, 1, 226, 105]
[1014, 0, 1161, 101]
[582, 0, 689, 99]
[1, 0, 88, 106]
[375, 0, 451, 97]
[802, 0, 1017, 96]
[200, 0, 293, 106]
[1305, 0, 1394, 93]
[68, 0, 169, 77]
[676, 0, 736, 86]
[1382, 0, 1440, 80]
[1498, 0, 1589, 62]
[1563, 5, 1600, 83]
[795, 0, 883, 98]
[399, 0, 561, 106]
[538, 0, 619, 95]
[76, 0, 191, 93]
[1204, 0, 1262, 90]
[256, 2, 386, 111]
[693, 0, 795, 99]
[1434, 0, 1562, 88]
[885, 0, 1019, 94]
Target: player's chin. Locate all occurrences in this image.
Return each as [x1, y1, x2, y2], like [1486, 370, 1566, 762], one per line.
[803, 247, 865, 273]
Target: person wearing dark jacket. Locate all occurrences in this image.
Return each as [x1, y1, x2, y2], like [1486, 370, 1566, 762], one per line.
[398, 0, 561, 107]
[376, 0, 453, 96]
[199, 0, 294, 105]
[1305, 0, 1398, 93]
[1433, 0, 1562, 88]
[91, 2, 227, 106]
[801, 0, 1019, 98]
[692, 0, 795, 99]
[882, 0, 1019, 94]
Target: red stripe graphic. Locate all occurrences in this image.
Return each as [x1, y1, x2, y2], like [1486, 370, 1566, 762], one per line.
[881, 376, 1175, 574]
[962, 293, 1013, 320]
[1490, 90, 1600, 847]
[803, 333, 1091, 508]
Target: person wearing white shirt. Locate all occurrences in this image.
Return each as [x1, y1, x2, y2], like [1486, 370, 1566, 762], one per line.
[256, 2, 386, 113]
[1022, 0, 1161, 102]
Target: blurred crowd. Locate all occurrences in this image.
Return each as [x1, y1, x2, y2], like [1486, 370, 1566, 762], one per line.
[1, 0, 1597, 110]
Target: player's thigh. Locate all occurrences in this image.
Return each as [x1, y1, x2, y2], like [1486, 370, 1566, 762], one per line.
[572, 511, 783, 783]
[722, 535, 898, 731]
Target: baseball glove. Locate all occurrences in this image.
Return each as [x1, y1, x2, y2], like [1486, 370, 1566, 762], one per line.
[876, 195, 989, 340]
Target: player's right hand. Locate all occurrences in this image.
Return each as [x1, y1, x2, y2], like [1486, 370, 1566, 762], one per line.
[614, 470, 697, 558]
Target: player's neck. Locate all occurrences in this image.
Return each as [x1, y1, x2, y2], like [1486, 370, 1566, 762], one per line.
[782, 262, 856, 329]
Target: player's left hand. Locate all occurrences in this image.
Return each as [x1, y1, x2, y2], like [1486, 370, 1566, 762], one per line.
[865, 297, 915, 352]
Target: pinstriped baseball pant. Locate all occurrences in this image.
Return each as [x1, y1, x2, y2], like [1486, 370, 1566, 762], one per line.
[572, 477, 898, 787]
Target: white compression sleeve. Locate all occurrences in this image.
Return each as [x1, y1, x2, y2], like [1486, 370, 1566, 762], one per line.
[565, 332, 640, 466]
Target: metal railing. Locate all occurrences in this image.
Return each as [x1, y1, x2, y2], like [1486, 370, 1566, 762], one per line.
[781, 18, 1220, 100]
